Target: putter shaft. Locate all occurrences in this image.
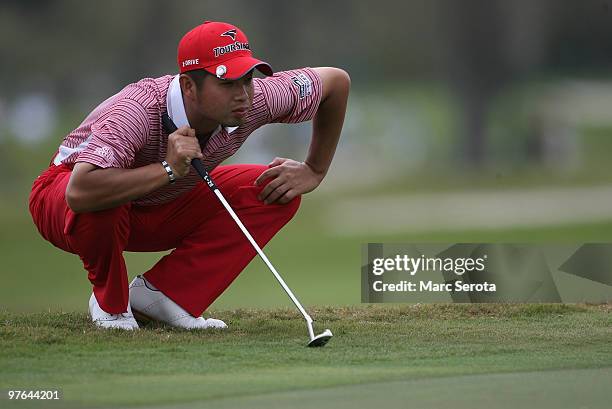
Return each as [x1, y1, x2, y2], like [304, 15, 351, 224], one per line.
[161, 113, 319, 342]
[213, 189, 314, 330]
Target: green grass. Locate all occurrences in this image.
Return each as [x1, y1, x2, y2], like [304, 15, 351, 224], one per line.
[0, 304, 610, 408]
[2, 179, 612, 407]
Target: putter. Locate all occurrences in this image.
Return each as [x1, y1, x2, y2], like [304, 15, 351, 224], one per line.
[162, 113, 332, 347]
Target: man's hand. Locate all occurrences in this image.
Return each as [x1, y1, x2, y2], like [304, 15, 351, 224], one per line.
[254, 157, 324, 204]
[165, 126, 203, 178]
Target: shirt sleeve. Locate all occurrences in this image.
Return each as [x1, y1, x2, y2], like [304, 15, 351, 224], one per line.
[256, 67, 323, 124]
[77, 98, 150, 169]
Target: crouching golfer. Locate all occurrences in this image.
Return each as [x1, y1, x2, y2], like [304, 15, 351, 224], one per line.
[29, 21, 350, 330]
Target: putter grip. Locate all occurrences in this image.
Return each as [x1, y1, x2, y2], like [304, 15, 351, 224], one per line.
[161, 113, 217, 191]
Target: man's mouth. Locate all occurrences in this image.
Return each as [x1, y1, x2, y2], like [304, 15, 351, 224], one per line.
[232, 106, 249, 115]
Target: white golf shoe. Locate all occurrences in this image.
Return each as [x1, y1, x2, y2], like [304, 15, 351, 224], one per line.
[128, 275, 227, 330]
[88, 292, 139, 330]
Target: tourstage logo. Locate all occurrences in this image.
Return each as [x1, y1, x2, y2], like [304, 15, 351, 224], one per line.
[220, 29, 237, 41]
[213, 41, 250, 58]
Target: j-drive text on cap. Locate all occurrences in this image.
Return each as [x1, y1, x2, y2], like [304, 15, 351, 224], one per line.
[182, 59, 199, 68]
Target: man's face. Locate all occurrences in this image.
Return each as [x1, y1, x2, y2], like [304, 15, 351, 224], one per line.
[194, 71, 255, 127]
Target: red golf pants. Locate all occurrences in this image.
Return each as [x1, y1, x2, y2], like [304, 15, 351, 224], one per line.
[29, 164, 300, 316]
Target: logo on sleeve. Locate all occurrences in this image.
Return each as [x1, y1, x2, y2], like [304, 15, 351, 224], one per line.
[94, 146, 114, 162]
[291, 73, 312, 99]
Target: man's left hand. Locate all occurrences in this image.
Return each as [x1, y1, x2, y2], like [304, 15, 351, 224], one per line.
[254, 157, 324, 204]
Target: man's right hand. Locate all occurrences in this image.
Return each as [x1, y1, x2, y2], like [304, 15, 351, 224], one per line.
[165, 126, 203, 178]
[66, 126, 202, 213]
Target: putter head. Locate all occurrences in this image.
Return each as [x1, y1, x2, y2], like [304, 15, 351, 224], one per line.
[307, 329, 333, 347]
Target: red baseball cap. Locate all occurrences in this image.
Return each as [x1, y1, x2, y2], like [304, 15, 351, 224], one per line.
[177, 21, 273, 80]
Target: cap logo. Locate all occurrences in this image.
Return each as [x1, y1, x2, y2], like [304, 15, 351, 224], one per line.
[221, 29, 237, 41]
[212, 41, 250, 58]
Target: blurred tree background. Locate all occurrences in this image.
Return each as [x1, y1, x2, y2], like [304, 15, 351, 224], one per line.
[2, 0, 612, 187]
[2, 0, 612, 311]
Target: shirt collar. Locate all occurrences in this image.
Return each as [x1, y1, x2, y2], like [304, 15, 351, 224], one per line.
[166, 75, 239, 134]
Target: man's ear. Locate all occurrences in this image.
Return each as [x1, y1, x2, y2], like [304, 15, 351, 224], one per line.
[179, 74, 197, 100]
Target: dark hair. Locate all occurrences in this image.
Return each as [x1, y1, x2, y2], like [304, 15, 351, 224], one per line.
[184, 69, 210, 89]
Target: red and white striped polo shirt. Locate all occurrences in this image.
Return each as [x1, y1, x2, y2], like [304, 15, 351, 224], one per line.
[53, 68, 322, 206]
